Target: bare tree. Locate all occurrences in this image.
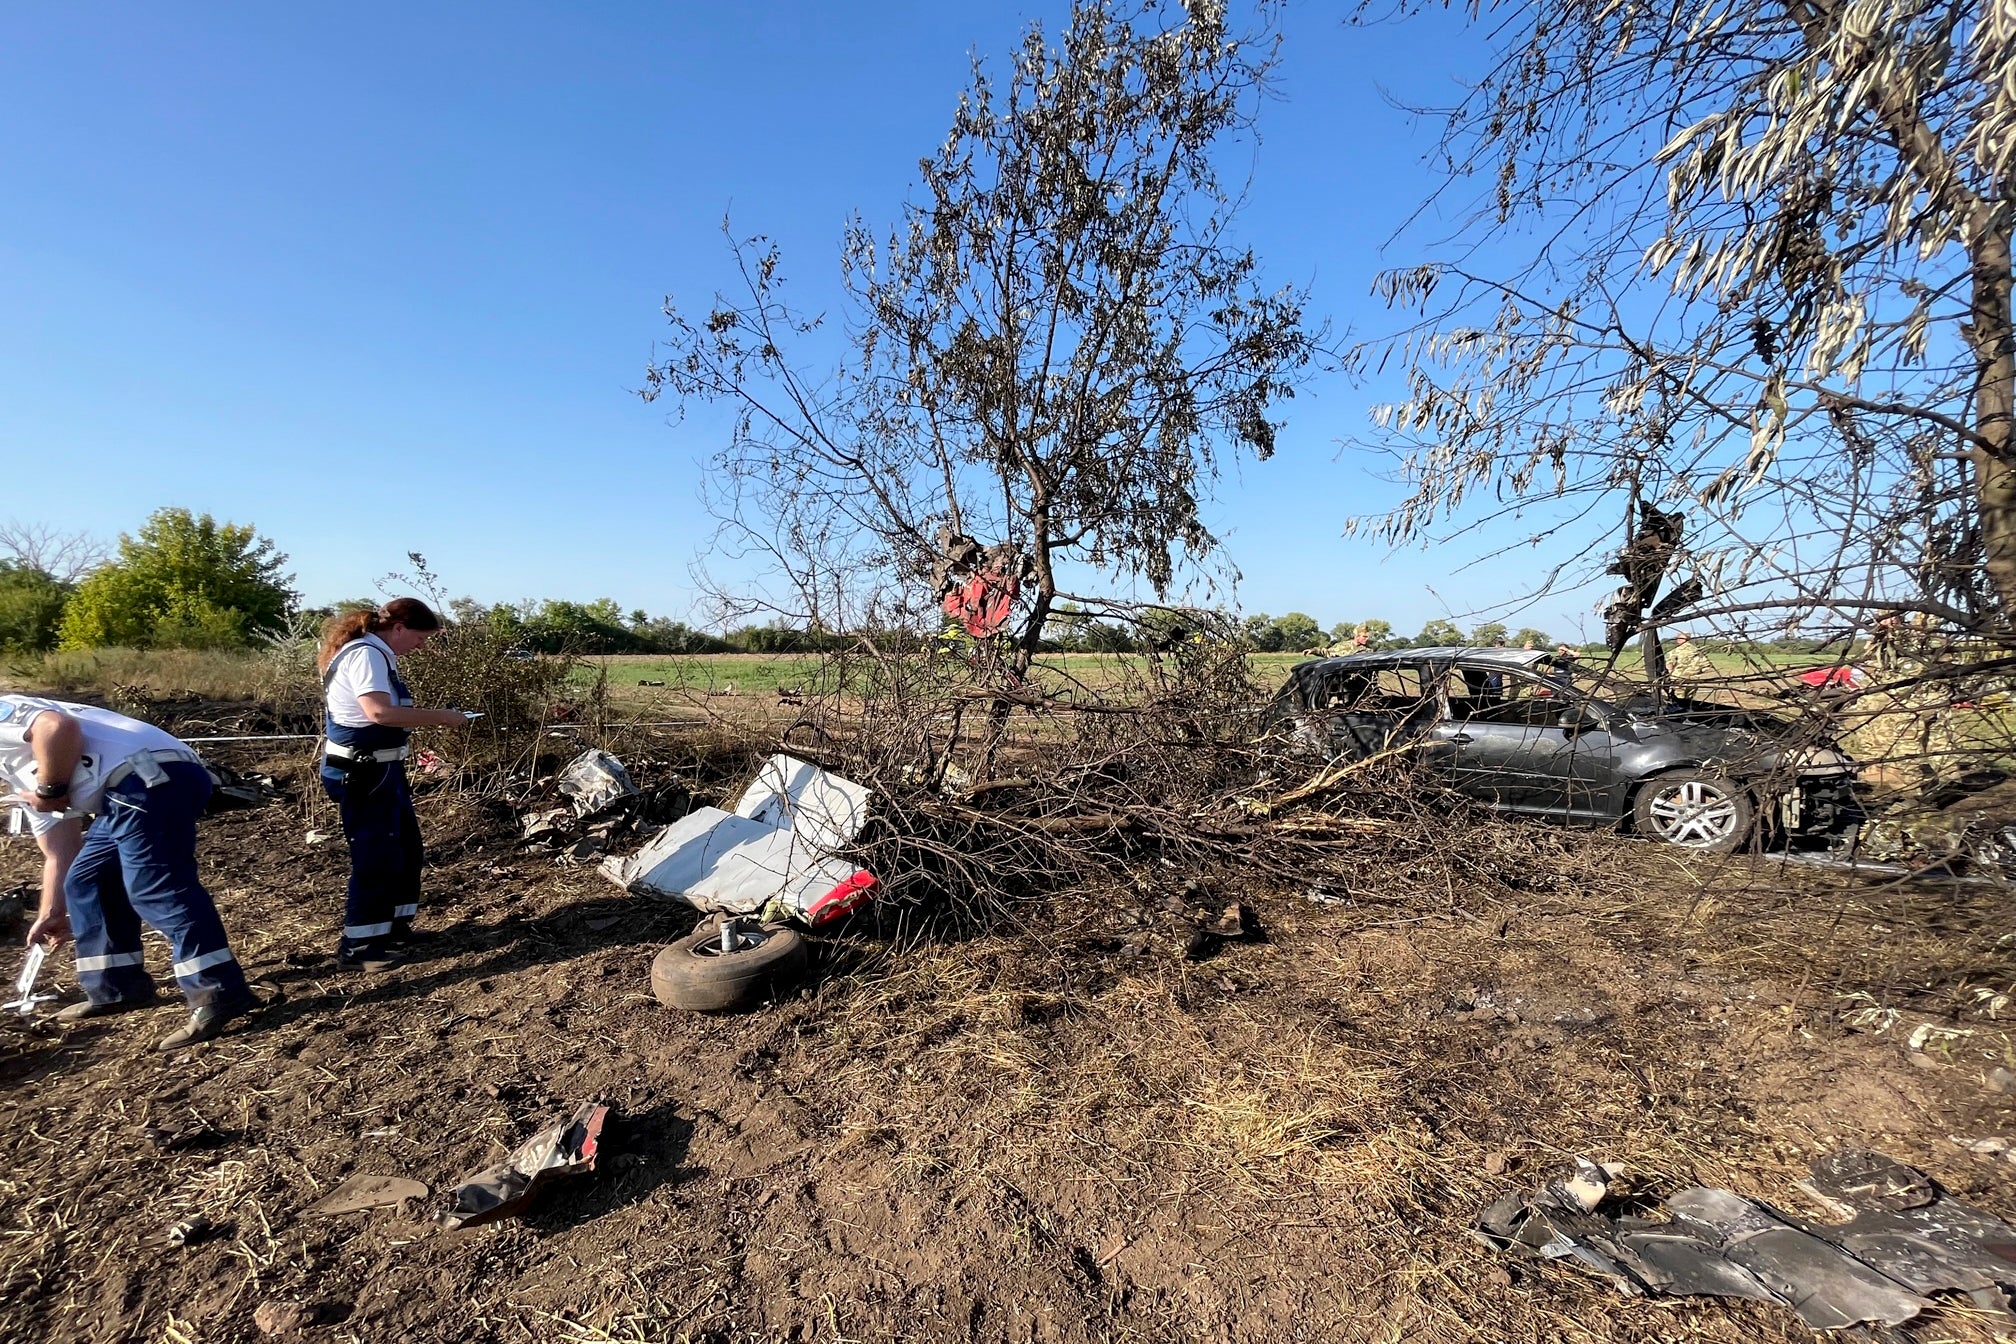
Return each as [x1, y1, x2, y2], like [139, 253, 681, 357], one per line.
[0, 520, 104, 585]
[645, 0, 1317, 678]
[1348, 0, 2016, 649]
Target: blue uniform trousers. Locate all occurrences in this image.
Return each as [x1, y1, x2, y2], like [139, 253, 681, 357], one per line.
[66, 761, 251, 1008]
[321, 761, 423, 956]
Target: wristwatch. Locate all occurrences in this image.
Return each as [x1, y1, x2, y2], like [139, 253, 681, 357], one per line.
[34, 781, 69, 800]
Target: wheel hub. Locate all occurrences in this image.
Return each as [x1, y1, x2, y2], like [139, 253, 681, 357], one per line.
[1648, 781, 1739, 846]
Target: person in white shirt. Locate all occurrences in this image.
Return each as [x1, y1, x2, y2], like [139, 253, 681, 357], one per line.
[3, 696, 256, 1050]
[317, 599, 471, 971]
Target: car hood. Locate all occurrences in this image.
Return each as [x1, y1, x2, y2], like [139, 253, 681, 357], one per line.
[1623, 703, 1854, 773]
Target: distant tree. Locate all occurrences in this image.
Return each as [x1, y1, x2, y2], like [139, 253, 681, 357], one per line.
[523, 599, 643, 654]
[0, 562, 69, 652]
[1083, 621, 1137, 653]
[646, 0, 1315, 682]
[1045, 603, 1091, 651]
[1414, 618, 1464, 647]
[0, 520, 104, 586]
[1241, 613, 1283, 652]
[447, 597, 489, 625]
[1469, 621, 1509, 647]
[58, 509, 294, 650]
[1271, 612, 1323, 651]
[626, 616, 727, 654]
[1510, 627, 1552, 650]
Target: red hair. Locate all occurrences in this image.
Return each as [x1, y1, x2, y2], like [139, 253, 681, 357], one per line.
[317, 597, 442, 673]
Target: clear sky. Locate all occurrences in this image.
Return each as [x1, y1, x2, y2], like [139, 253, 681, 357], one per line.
[2, 2, 1608, 641]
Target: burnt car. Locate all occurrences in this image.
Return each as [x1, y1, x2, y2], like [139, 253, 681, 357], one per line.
[1267, 647, 1860, 852]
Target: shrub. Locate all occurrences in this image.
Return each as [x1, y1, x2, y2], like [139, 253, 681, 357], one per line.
[58, 509, 295, 650]
[400, 621, 577, 729]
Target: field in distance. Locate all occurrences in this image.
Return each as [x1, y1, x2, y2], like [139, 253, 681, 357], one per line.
[571, 651, 1317, 699]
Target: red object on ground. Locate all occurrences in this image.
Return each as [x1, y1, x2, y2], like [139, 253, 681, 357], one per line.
[1797, 666, 1865, 688]
[942, 571, 1019, 638]
[805, 871, 877, 927]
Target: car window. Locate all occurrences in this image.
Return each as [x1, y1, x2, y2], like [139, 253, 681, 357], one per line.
[1374, 666, 1431, 701]
[1296, 669, 1371, 710]
[1452, 669, 1573, 726]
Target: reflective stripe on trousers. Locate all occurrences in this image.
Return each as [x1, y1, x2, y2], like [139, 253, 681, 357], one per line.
[322, 759, 424, 956]
[75, 950, 146, 973]
[63, 762, 250, 1009]
[172, 947, 238, 979]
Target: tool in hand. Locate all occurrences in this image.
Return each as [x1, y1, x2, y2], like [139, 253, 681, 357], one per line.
[4, 942, 57, 1015]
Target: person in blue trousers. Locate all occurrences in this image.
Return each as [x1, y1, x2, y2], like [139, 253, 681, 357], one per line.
[317, 599, 473, 971]
[4, 696, 257, 1051]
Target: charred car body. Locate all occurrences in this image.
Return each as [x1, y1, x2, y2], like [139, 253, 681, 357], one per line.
[1269, 647, 1860, 851]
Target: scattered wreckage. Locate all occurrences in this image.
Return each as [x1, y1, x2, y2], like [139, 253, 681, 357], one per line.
[569, 751, 878, 1011]
[1477, 1151, 2016, 1330]
[440, 1101, 609, 1230]
[1269, 647, 1862, 853]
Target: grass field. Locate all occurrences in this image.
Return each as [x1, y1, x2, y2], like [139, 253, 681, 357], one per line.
[572, 650, 1318, 699]
[570, 645, 1826, 700]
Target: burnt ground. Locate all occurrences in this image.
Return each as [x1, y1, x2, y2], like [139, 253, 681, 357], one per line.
[3, 741, 2016, 1344]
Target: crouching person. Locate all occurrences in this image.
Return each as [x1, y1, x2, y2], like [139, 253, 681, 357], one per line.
[4, 695, 257, 1050]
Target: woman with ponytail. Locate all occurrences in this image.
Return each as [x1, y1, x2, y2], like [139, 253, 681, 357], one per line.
[317, 598, 471, 971]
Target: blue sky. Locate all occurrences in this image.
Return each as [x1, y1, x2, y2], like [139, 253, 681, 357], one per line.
[2, 2, 1609, 641]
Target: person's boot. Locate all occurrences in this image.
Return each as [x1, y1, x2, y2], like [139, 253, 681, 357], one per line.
[54, 994, 158, 1023]
[158, 995, 259, 1051]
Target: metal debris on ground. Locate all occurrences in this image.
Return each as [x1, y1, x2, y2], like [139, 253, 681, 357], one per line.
[164, 1216, 215, 1248]
[204, 765, 283, 813]
[302, 1174, 431, 1218]
[521, 808, 572, 844]
[1476, 1151, 2016, 1330]
[557, 750, 638, 818]
[5, 942, 57, 1015]
[439, 1101, 609, 1231]
[603, 754, 878, 928]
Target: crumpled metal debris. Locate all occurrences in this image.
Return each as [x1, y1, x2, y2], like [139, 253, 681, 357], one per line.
[1476, 1151, 2016, 1330]
[205, 765, 282, 813]
[602, 754, 877, 927]
[521, 807, 573, 843]
[930, 525, 1031, 639]
[557, 750, 638, 818]
[439, 1101, 609, 1230]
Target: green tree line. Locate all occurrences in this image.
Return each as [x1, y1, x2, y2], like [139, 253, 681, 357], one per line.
[3, 508, 1860, 659]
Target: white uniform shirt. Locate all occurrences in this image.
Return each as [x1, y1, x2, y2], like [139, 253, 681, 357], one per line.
[323, 633, 408, 728]
[0, 696, 191, 835]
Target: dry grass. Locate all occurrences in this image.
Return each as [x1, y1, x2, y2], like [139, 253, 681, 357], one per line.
[2, 646, 268, 700]
[778, 842, 2016, 1343]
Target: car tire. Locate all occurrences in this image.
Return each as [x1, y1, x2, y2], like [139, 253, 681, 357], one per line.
[1632, 769, 1754, 853]
[650, 921, 809, 1011]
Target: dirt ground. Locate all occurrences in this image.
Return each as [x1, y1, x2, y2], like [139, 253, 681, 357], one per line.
[4, 736, 2016, 1344]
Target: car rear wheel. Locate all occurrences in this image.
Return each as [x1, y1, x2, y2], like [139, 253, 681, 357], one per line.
[1632, 770, 1753, 853]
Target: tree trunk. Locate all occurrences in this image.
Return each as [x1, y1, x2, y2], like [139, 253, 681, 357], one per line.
[1969, 216, 2016, 627]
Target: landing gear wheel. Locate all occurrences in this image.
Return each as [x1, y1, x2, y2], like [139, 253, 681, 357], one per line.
[650, 918, 809, 1011]
[1633, 770, 1754, 853]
